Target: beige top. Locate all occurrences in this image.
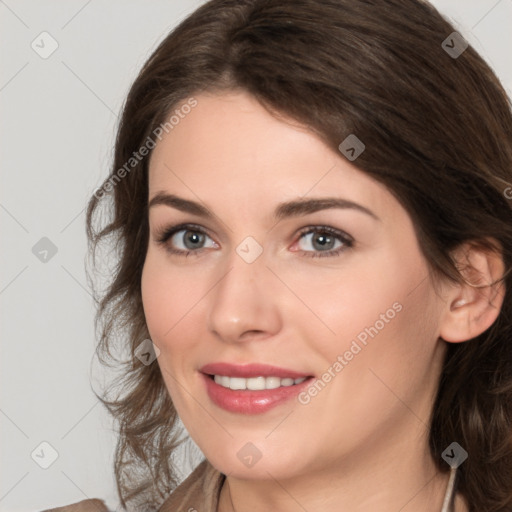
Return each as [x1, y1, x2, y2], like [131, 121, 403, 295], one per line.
[40, 459, 225, 512]
[158, 458, 225, 511]
[41, 461, 464, 511]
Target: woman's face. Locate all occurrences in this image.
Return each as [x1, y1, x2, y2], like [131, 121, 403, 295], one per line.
[141, 90, 450, 479]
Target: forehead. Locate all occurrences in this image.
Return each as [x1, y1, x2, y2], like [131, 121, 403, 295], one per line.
[147, 90, 395, 219]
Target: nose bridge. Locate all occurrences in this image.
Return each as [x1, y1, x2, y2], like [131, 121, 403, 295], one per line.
[207, 241, 281, 342]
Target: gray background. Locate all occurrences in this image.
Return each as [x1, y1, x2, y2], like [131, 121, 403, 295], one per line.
[1, 1, 511, 511]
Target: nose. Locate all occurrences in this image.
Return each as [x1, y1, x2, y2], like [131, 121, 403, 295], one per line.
[207, 247, 282, 344]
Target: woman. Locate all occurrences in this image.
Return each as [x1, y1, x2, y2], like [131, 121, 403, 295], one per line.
[46, 0, 512, 511]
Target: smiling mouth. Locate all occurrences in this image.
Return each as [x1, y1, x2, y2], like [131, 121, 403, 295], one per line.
[201, 371, 315, 414]
[204, 373, 313, 390]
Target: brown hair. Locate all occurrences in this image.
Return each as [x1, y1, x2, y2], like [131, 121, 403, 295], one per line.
[86, 0, 512, 510]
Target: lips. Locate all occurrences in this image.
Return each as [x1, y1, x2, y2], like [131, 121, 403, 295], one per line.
[201, 372, 314, 414]
[200, 362, 312, 379]
[198, 362, 315, 414]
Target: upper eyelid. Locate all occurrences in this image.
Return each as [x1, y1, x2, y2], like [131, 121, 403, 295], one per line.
[297, 225, 353, 239]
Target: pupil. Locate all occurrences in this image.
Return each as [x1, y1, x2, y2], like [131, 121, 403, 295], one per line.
[313, 233, 334, 251]
[185, 231, 204, 249]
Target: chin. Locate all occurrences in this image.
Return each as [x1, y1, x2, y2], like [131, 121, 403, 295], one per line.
[207, 449, 306, 481]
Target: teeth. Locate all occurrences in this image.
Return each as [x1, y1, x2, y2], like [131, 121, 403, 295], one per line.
[213, 375, 308, 390]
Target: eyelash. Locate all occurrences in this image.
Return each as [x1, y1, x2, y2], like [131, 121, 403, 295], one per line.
[154, 223, 354, 259]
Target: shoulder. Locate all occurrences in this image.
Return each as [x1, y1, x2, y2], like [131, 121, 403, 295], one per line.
[40, 498, 111, 512]
[39, 460, 224, 512]
[158, 458, 225, 512]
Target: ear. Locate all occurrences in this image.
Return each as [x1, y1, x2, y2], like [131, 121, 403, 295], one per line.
[439, 239, 506, 343]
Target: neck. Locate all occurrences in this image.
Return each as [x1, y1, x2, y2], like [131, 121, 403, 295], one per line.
[218, 425, 469, 512]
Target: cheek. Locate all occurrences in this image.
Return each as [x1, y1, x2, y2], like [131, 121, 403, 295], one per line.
[273, 251, 405, 360]
[141, 256, 169, 340]
[292, 245, 436, 375]
[142, 252, 194, 338]
[324, 271, 441, 420]
[140, 255, 198, 408]
[141, 251, 212, 368]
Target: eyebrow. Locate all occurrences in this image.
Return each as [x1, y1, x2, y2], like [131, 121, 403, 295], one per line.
[148, 192, 380, 221]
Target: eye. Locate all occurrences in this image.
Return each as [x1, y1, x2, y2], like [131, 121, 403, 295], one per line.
[154, 223, 353, 259]
[294, 226, 354, 258]
[155, 223, 217, 256]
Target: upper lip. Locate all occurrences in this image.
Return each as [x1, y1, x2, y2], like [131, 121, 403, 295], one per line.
[200, 362, 312, 379]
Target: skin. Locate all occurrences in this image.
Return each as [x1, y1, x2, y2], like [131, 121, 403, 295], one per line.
[141, 90, 504, 511]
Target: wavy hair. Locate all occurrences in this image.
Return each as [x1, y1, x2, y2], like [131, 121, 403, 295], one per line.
[85, 0, 512, 510]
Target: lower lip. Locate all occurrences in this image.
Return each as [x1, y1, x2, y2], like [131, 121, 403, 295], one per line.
[201, 372, 314, 414]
